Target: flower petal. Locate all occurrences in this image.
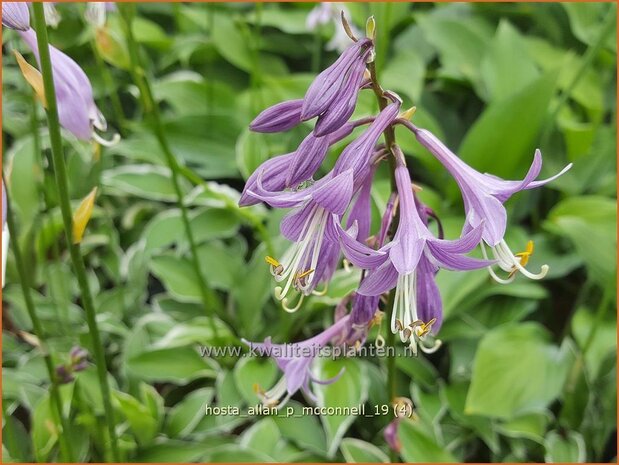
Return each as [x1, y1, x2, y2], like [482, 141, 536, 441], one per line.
[334, 217, 389, 269]
[310, 169, 354, 215]
[358, 260, 399, 296]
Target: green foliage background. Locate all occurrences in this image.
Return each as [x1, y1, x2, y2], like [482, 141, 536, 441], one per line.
[1, 2, 617, 463]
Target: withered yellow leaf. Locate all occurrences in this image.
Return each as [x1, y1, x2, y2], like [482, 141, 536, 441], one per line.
[72, 187, 97, 244]
[14, 50, 47, 107]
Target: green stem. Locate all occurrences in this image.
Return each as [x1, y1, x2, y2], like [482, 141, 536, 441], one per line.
[368, 45, 402, 465]
[3, 177, 75, 462]
[117, 5, 223, 326]
[31, 5, 120, 461]
[31, 91, 72, 337]
[540, 6, 616, 147]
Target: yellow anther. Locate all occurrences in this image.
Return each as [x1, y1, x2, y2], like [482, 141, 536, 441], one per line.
[515, 240, 534, 267]
[509, 240, 536, 277]
[265, 256, 281, 267]
[296, 269, 314, 280]
[253, 383, 265, 395]
[369, 310, 384, 328]
[417, 318, 437, 337]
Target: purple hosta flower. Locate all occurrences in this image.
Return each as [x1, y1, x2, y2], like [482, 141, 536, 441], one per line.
[69, 346, 89, 371]
[250, 99, 304, 133]
[2, 180, 8, 288]
[238, 123, 353, 207]
[409, 124, 572, 284]
[306, 3, 333, 30]
[18, 29, 119, 146]
[250, 169, 355, 311]
[301, 38, 373, 135]
[55, 346, 89, 384]
[336, 152, 489, 354]
[2, 2, 30, 31]
[384, 418, 402, 453]
[243, 315, 350, 407]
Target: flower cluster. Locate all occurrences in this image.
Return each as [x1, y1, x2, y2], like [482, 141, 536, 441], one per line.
[239, 13, 570, 404]
[239, 16, 572, 407]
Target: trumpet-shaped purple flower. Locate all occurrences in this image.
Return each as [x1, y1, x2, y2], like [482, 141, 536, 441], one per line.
[249, 169, 355, 311]
[2, 2, 30, 30]
[250, 99, 304, 134]
[301, 38, 373, 133]
[335, 154, 488, 354]
[243, 315, 350, 407]
[18, 29, 118, 146]
[409, 124, 572, 284]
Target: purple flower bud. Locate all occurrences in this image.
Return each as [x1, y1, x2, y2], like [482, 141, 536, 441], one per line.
[301, 38, 373, 122]
[55, 365, 74, 384]
[250, 99, 304, 133]
[239, 152, 294, 207]
[285, 123, 353, 188]
[334, 102, 400, 182]
[70, 345, 88, 363]
[2, 3, 30, 31]
[313, 62, 366, 137]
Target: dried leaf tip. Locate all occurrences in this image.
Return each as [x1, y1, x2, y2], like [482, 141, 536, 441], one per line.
[72, 187, 98, 244]
[340, 11, 358, 42]
[14, 50, 46, 107]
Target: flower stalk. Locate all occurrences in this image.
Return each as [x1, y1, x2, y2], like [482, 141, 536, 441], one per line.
[3, 177, 75, 463]
[365, 36, 401, 433]
[31, 4, 120, 460]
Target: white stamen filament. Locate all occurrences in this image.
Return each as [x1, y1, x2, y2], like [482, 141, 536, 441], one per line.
[92, 130, 121, 147]
[390, 270, 441, 356]
[255, 376, 290, 409]
[481, 240, 549, 284]
[270, 206, 329, 302]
